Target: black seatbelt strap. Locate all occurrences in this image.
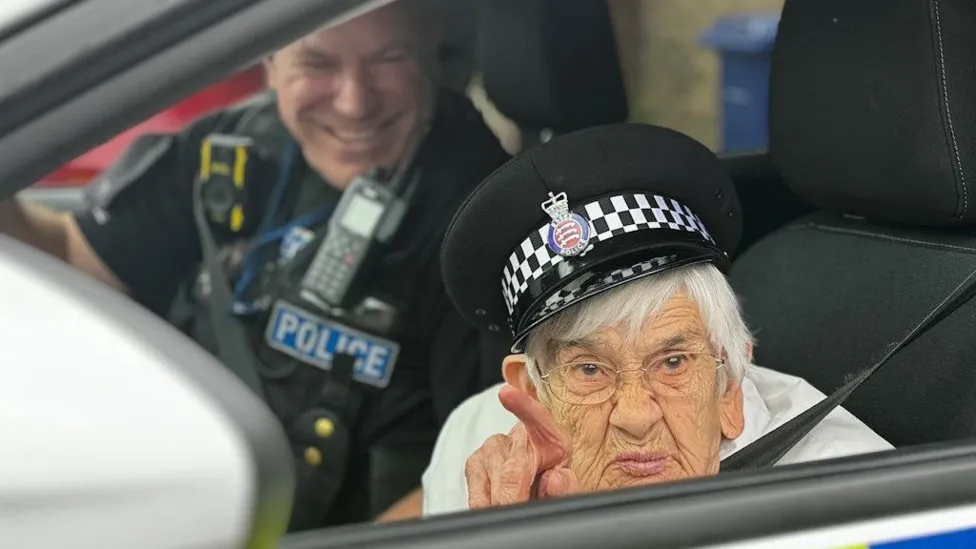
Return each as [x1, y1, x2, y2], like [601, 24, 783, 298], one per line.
[721, 265, 976, 471]
[192, 175, 266, 397]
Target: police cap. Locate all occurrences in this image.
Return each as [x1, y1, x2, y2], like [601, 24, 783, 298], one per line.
[441, 123, 742, 351]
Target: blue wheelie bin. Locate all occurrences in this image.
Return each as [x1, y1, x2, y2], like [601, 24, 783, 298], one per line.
[700, 13, 780, 152]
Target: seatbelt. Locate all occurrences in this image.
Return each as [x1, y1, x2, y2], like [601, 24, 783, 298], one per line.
[192, 173, 266, 397]
[721, 265, 976, 471]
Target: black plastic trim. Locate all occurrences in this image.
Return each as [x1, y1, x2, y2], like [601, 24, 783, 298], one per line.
[281, 442, 976, 549]
[0, 0, 264, 138]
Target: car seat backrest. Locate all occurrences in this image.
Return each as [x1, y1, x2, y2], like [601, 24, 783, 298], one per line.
[729, 0, 976, 446]
[431, 0, 478, 93]
[477, 0, 629, 148]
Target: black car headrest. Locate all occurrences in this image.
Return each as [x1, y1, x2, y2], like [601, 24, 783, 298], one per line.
[432, 0, 478, 92]
[477, 0, 629, 134]
[769, 0, 976, 226]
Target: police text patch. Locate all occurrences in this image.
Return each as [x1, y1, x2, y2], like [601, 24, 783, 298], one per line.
[265, 301, 399, 388]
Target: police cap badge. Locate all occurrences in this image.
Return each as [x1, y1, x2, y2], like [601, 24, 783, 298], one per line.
[542, 192, 592, 257]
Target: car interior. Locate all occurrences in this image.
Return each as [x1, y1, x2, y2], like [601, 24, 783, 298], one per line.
[2, 0, 976, 547]
[730, 0, 976, 450]
[477, 0, 629, 148]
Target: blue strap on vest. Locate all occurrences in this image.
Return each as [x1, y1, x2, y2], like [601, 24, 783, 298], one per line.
[231, 140, 334, 315]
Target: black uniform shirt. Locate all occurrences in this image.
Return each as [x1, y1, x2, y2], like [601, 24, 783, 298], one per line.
[74, 89, 512, 522]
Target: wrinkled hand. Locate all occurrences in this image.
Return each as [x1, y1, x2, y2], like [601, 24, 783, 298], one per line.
[465, 385, 579, 510]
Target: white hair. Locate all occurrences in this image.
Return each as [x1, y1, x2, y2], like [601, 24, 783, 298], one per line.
[524, 263, 754, 397]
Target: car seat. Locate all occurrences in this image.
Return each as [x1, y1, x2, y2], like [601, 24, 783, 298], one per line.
[728, 0, 976, 447]
[430, 0, 479, 94]
[477, 0, 629, 149]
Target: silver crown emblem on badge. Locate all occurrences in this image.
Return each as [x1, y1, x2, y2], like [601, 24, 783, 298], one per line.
[541, 192, 571, 221]
[541, 192, 591, 257]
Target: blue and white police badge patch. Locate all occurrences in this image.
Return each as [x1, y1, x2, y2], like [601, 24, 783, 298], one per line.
[264, 301, 400, 388]
[279, 226, 316, 262]
[541, 192, 591, 257]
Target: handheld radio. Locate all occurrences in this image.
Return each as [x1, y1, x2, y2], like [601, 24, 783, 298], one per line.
[299, 139, 424, 312]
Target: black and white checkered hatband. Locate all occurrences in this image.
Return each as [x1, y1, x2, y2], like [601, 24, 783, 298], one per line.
[500, 191, 725, 346]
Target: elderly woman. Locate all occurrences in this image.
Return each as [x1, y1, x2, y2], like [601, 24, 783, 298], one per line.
[423, 123, 892, 515]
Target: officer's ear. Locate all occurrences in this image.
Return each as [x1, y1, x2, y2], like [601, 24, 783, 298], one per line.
[502, 354, 540, 400]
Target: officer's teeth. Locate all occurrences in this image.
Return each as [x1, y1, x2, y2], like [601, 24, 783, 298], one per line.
[336, 131, 375, 141]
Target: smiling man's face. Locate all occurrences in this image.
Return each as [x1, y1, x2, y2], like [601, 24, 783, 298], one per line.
[265, 1, 438, 188]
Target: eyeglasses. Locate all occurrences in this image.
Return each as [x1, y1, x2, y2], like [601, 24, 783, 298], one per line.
[539, 352, 725, 406]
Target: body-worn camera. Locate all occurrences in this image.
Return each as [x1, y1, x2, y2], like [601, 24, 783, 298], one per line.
[198, 134, 264, 239]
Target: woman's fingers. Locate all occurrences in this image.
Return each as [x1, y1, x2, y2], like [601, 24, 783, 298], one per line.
[538, 466, 580, 499]
[498, 384, 572, 470]
[492, 425, 535, 504]
[465, 455, 491, 509]
[465, 385, 580, 511]
[466, 434, 510, 509]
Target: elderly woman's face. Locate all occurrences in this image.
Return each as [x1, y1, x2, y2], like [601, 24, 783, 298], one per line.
[541, 293, 744, 492]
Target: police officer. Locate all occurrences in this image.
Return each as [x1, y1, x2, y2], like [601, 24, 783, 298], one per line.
[0, 0, 510, 530]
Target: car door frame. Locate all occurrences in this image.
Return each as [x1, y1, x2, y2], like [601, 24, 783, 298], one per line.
[281, 442, 976, 549]
[0, 0, 395, 198]
[3, 1, 976, 548]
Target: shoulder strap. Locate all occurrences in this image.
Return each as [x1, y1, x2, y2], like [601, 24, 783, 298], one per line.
[191, 171, 266, 396]
[721, 265, 976, 471]
[85, 134, 175, 214]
